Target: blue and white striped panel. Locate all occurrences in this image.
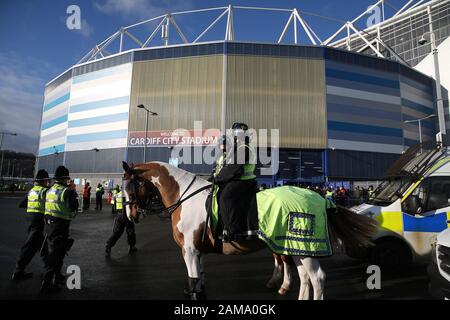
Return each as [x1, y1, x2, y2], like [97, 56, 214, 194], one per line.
[325, 61, 404, 154]
[66, 63, 132, 151]
[38, 79, 71, 156]
[400, 75, 436, 147]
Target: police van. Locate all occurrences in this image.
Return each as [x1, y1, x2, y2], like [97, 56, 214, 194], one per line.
[350, 140, 450, 271]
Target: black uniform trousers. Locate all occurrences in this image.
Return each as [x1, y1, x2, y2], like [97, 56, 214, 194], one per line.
[95, 196, 102, 210]
[43, 216, 71, 283]
[106, 211, 136, 248]
[15, 212, 45, 272]
[218, 179, 257, 235]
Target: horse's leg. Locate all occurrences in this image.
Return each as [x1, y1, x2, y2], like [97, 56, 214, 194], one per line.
[199, 254, 207, 299]
[266, 253, 283, 290]
[298, 257, 326, 300]
[182, 248, 204, 300]
[278, 256, 295, 295]
[199, 254, 205, 289]
[292, 256, 311, 300]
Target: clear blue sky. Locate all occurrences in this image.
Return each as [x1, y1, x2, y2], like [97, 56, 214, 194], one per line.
[0, 0, 413, 154]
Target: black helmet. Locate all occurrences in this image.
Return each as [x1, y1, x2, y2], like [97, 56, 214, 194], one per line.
[54, 166, 70, 179]
[231, 122, 248, 131]
[35, 169, 49, 181]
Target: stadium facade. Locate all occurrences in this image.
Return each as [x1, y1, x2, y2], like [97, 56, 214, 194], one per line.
[36, 2, 449, 187]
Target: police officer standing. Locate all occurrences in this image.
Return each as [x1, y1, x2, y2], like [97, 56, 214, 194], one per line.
[105, 186, 137, 257]
[111, 185, 120, 214]
[41, 166, 78, 293]
[95, 183, 104, 211]
[11, 169, 50, 281]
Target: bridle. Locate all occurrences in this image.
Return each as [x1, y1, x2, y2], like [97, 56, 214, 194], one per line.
[124, 173, 211, 221]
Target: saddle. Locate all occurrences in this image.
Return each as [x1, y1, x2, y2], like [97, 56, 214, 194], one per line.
[205, 185, 259, 242]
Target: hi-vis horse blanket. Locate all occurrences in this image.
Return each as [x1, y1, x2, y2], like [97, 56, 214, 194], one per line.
[256, 186, 332, 256]
[211, 185, 332, 256]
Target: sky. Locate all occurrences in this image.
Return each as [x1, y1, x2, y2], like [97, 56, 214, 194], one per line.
[0, 0, 416, 154]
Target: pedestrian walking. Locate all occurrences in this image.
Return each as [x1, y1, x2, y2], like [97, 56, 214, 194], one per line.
[82, 182, 91, 210]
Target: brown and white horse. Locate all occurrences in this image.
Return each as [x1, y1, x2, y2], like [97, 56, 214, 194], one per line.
[122, 161, 378, 300]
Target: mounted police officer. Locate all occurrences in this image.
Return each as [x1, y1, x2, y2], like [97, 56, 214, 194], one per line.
[212, 122, 257, 242]
[41, 166, 78, 293]
[105, 185, 136, 257]
[12, 169, 50, 281]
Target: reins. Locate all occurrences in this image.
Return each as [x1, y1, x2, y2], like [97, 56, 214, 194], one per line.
[130, 175, 211, 219]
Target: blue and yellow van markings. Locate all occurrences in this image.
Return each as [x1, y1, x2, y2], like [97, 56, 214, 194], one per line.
[376, 211, 449, 234]
[402, 211, 449, 233]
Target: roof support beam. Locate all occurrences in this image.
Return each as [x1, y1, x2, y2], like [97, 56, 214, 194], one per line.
[169, 15, 188, 44]
[278, 12, 294, 43]
[347, 22, 384, 58]
[142, 17, 166, 48]
[125, 30, 143, 47]
[193, 9, 228, 43]
[294, 9, 317, 45]
[225, 5, 234, 41]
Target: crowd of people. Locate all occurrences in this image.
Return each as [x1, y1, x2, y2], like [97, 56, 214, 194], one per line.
[259, 183, 376, 207]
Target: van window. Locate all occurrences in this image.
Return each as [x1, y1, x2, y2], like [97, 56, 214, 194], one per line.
[402, 180, 429, 215]
[402, 177, 450, 214]
[424, 176, 450, 212]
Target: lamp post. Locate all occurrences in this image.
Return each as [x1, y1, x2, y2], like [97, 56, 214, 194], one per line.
[404, 114, 437, 152]
[137, 104, 158, 163]
[418, 8, 445, 137]
[52, 146, 59, 174]
[92, 148, 99, 173]
[0, 132, 17, 178]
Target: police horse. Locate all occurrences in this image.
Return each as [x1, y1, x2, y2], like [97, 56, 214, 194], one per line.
[122, 161, 378, 300]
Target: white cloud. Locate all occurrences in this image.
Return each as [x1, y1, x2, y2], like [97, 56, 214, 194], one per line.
[77, 19, 95, 38]
[94, 0, 193, 20]
[0, 53, 54, 154]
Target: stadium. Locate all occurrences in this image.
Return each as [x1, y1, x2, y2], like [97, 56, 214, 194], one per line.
[36, 0, 450, 188]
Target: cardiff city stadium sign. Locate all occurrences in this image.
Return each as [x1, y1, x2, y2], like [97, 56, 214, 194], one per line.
[128, 129, 220, 147]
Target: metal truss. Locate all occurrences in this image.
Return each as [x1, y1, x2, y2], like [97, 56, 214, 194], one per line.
[78, 5, 327, 64]
[77, 1, 441, 65]
[325, 0, 445, 65]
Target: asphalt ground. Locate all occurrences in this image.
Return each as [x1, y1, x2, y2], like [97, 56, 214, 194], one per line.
[0, 196, 431, 300]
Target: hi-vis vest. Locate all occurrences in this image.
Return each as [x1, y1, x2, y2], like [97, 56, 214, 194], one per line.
[27, 185, 47, 214]
[213, 155, 225, 178]
[326, 197, 336, 209]
[214, 145, 256, 180]
[45, 183, 74, 220]
[238, 144, 256, 180]
[326, 191, 333, 198]
[115, 192, 123, 210]
[111, 189, 118, 204]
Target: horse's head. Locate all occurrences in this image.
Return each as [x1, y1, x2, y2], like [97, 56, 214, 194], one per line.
[122, 161, 164, 223]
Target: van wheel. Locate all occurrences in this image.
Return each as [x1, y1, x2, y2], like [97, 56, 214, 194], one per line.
[370, 238, 412, 273]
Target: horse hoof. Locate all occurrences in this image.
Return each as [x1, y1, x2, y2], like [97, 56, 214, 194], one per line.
[184, 290, 206, 300]
[278, 287, 290, 295]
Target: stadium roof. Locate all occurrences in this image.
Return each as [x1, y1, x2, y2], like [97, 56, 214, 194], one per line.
[76, 0, 442, 66]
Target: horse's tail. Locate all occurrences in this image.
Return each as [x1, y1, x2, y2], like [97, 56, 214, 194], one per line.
[326, 205, 379, 249]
